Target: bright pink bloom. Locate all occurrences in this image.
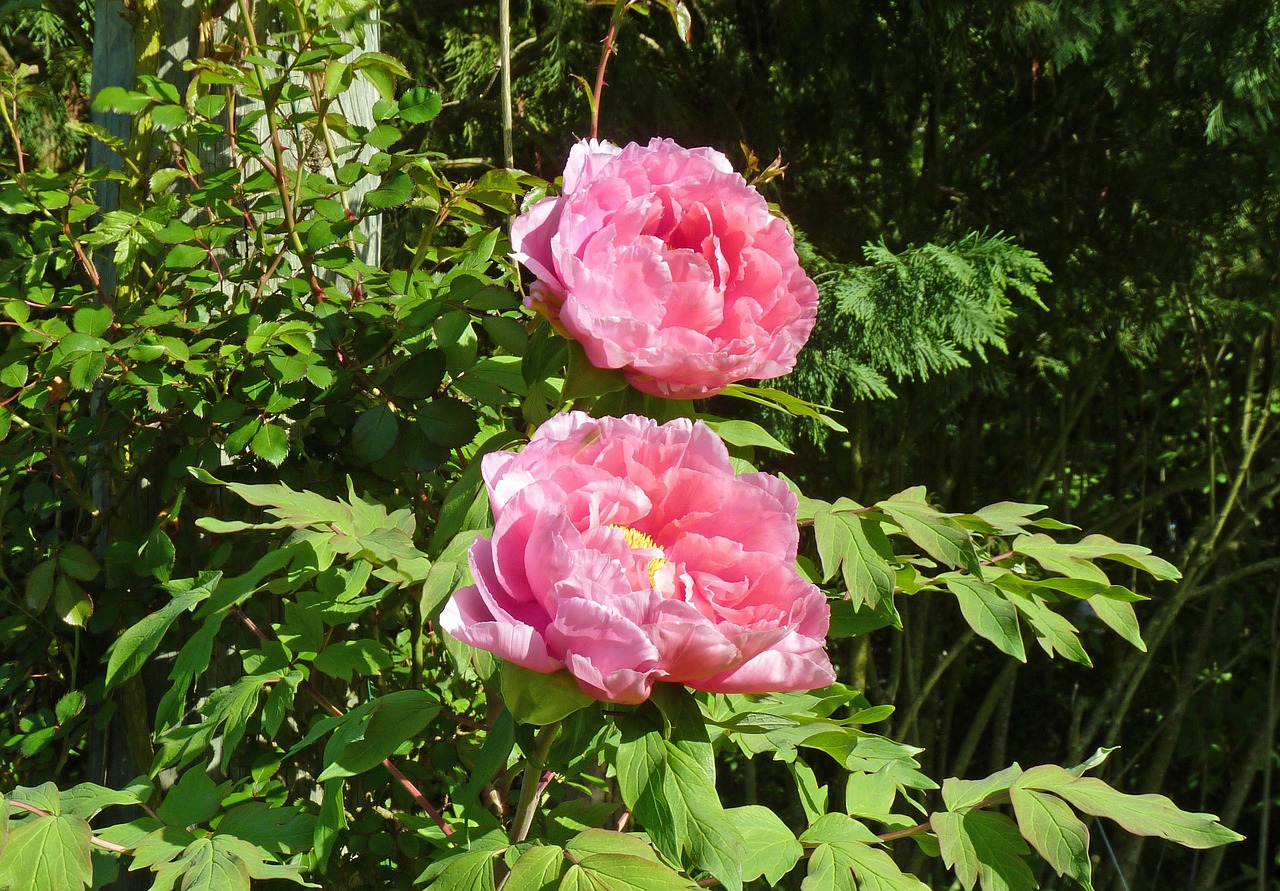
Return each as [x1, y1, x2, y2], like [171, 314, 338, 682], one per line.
[441, 412, 834, 704]
[511, 138, 819, 399]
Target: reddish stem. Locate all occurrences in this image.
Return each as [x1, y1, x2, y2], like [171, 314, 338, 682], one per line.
[591, 3, 629, 139]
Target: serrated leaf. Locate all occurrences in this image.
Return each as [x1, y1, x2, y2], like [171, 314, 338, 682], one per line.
[54, 575, 92, 627]
[250, 422, 289, 466]
[725, 805, 803, 884]
[1009, 786, 1093, 889]
[398, 86, 442, 123]
[351, 403, 399, 463]
[25, 559, 57, 611]
[878, 493, 983, 577]
[947, 577, 1025, 661]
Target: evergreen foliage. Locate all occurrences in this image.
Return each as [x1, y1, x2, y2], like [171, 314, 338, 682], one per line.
[791, 233, 1050, 406]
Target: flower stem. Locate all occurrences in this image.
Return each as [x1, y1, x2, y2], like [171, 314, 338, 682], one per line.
[509, 721, 561, 843]
[591, 1, 631, 139]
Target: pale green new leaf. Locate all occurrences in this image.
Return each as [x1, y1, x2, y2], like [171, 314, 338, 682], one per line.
[701, 418, 793, 454]
[1009, 786, 1093, 888]
[724, 806, 803, 884]
[946, 577, 1025, 661]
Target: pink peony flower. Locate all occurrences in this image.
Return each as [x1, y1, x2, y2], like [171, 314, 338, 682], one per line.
[440, 412, 834, 704]
[511, 138, 820, 399]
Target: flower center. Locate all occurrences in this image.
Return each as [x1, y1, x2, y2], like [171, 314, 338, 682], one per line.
[614, 525, 668, 587]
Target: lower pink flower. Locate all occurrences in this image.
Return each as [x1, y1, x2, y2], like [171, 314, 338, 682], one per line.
[440, 412, 834, 704]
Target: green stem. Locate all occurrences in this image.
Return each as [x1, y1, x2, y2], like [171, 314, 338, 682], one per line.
[509, 721, 560, 843]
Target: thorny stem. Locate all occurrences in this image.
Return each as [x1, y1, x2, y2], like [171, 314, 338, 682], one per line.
[5, 800, 130, 854]
[233, 609, 454, 836]
[591, 1, 631, 139]
[509, 721, 561, 844]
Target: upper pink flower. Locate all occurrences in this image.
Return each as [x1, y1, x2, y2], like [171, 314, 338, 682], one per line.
[440, 412, 834, 704]
[511, 138, 820, 399]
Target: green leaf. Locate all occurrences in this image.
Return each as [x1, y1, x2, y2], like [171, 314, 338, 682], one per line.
[0, 813, 93, 891]
[69, 352, 106, 391]
[312, 638, 394, 681]
[55, 691, 87, 725]
[933, 810, 1035, 891]
[940, 764, 1023, 812]
[418, 397, 479, 448]
[839, 840, 931, 891]
[393, 349, 447, 400]
[503, 844, 566, 891]
[54, 575, 92, 627]
[92, 86, 150, 113]
[574, 853, 698, 890]
[25, 559, 57, 611]
[800, 843, 843, 891]
[72, 305, 113, 337]
[250, 422, 290, 466]
[700, 418, 793, 454]
[399, 87, 443, 123]
[501, 662, 594, 725]
[416, 848, 498, 890]
[561, 340, 628, 400]
[970, 502, 1051, 536]
[1004, 590, 1091, 665]
[946, 577, 1025, 661]
[1009, 786, 1093, 889]
[105, 574, 217, 690]
[58, 782, 143, 820]
[1018, 767, 1244, 849]
[724, 805, 803, 884]
[351, 404, 399, 463]
[1087, 590, 1146, 650]
[165, 243, 208, 269]
[815, 503, 896, 608]
[720, 384, 847, 432]
[878, 490, 983, 577]
[364, 172, 413, 209]
[615, 713, 745, 891]
[157, 768, 223, 829]
[317, 690, 440, 781]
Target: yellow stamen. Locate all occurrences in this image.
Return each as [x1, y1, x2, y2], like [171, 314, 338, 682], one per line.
[613, 525, 669, 585]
